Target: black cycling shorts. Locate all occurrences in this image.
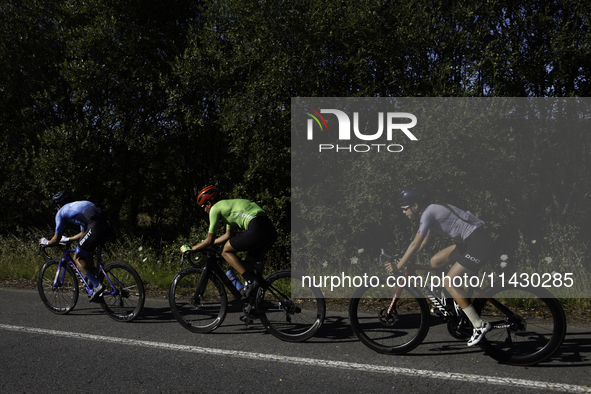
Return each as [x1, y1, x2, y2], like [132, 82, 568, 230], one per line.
[76, 218, 114, 256]
[455, 227, 493, 272]
[229, 216, 277, 263]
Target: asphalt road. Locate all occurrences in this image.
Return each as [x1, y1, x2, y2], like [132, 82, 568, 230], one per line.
[1, 287, 590, 393]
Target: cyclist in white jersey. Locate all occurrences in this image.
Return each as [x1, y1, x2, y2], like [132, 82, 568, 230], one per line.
[385, 186, 494, 346]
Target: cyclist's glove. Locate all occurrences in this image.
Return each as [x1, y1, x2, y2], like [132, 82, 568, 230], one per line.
[40, 238, 49, 246]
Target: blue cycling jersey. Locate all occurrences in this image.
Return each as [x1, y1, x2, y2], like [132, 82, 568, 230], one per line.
[55, 201, 103, 234]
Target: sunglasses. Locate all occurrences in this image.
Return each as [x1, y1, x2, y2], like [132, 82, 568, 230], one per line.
[401, 205, 411, 211]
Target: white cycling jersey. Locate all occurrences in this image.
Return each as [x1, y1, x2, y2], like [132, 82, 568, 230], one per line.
[417, 204, 485, 242]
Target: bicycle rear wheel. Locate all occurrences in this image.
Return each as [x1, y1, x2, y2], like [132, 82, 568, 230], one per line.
[37, 259, 79, 314]
[169, 266, 228, 333]
[349, 282, 430, 354]
[474, 285, 566, 365]
[99, 261, 145, 322]
[257, 269, 325, 342]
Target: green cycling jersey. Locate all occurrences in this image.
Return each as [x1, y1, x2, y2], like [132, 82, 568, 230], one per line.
[208, 199, 267, 234]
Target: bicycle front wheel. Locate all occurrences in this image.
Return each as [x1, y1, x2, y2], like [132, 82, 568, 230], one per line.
[474, 285, 566, 366]
[349, 281, 430, 354]
[257, 269, 325, 342]
[169, 267, 228, 333]
[37, 259, 79, 314]
[99, 261, 145, 322]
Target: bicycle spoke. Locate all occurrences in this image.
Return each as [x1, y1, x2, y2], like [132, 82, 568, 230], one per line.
[169, 267, 227, 333]
[37, 259, 78, 315]
[258, 270, 325, 342]
[100, 262, 145, 322]
[349, 283, 430, 354]
[476, 286, 566, 365]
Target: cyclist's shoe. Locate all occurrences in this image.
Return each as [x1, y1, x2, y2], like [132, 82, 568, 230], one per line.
[467, 321, 492, 347]
[88, 283, 104, 303]
[241, 279, 260, 301]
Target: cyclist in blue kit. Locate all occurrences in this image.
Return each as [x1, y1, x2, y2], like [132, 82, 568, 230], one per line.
[385, 186, 494, 346]
[39, 191, 114, 302]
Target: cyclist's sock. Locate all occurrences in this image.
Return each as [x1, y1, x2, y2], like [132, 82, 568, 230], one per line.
[242, 270, 264, 285]
[86, 272, 101, 288]
[462, 304, 484, 328]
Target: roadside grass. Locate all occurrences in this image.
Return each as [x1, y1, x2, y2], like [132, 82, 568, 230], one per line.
[0, 227, 253, 295]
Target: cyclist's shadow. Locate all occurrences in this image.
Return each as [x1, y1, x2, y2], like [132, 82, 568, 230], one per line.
[423, 318, 591, 367]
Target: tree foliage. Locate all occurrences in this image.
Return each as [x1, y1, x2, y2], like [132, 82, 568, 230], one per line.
[1, 0, 590, 268]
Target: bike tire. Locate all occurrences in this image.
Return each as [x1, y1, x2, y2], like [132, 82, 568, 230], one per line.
[37, 259, 79, 315]
[474, 285, 566, 366]
[257, 269, 325, 342]
[349, 282, 430, 354]
[99, 261, 145, 322]
[169, 266, 228, 333]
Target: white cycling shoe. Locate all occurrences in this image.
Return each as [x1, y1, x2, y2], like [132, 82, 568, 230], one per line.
[467, 321, 492, 347]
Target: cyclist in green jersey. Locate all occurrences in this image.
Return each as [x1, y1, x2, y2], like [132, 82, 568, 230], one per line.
[183, 186, 277, 300]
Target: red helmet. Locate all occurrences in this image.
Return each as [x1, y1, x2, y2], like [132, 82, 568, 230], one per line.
[197, 185, 219, 207]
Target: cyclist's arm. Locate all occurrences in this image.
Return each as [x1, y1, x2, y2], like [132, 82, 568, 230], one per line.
[191, 232, 216, 251]
[213, 228, 232, 245]
[67, 230, 85, 241]
[416, 233, 432, 254]
[396, 232, 431, 270]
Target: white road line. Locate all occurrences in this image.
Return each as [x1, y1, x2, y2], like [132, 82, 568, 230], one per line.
[1, 323, 589, 393]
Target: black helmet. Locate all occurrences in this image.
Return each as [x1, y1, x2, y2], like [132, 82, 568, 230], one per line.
[397, 186, 430, 207]
[52, 191, 74, 207]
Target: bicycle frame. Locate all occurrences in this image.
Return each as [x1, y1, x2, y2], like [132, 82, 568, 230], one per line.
[45, 244, 116, 298]
[183, 249, 243, 301]
[386, 264, 514, 322]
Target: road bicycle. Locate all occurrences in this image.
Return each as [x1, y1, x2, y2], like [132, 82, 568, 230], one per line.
[348, 248, 566, 366]
[37, 241, 145, 322]
[169, 248, 325, 342]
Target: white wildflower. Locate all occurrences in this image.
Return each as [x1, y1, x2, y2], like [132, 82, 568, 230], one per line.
[350, 256, 359, 265]
[544, 256, 553, 264]
[138, 246, 143, 252]
[358, 248, 364, 254]
[322, 261, 328, 268]
[531, 240, 537, 244]
[500, 254, 508, 262]
[500, 262, 507, 268]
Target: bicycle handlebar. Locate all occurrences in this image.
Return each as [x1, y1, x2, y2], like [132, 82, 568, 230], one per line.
[38, 241, 73, 259]
[181, 246, 220, 266]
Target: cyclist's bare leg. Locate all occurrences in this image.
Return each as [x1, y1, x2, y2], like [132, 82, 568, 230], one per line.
[429, 245, 470, 306]
[430, 244, 461, 268]
[443, 262, 472, 309]
[73, 253, 95, 276]
[221, 242, 248, 274]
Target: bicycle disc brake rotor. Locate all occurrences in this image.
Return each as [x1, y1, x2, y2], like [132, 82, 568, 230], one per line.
[378, 306, 398, 327]
[279, 299, 300, 315]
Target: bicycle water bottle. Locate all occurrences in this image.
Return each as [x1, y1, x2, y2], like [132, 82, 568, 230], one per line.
[226, 270, 244, 291]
